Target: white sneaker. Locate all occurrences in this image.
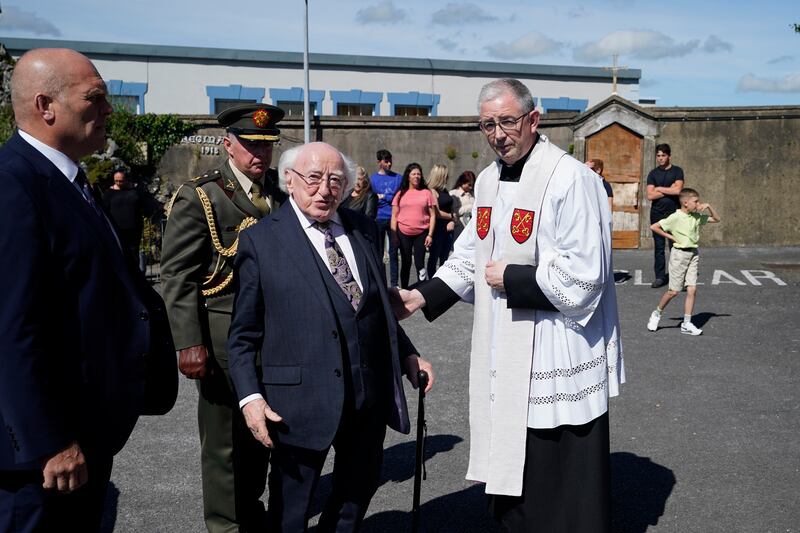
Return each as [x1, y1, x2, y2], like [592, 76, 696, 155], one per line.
[681, 322, 702, 336]
[418, 268, 428, 281]
[647, 311, 661, 331]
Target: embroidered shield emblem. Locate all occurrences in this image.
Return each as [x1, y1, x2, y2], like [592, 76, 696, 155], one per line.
[476, 207, 492, 240]
[253, 109, 270, 128]
[510, 208, 535, 244]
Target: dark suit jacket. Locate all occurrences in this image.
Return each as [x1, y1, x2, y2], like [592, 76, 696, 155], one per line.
[227, 202, 414, 451]
[0, 132, 173, 470]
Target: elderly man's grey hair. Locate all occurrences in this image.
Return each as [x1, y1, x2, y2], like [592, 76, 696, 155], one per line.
[277, 143, 357, 197]
[477, 78, 536, 115]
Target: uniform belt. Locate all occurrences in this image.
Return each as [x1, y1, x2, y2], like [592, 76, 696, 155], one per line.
[673, 246, 696, 251]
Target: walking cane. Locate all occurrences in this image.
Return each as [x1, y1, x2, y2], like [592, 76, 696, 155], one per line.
[411, 370, 429, 533]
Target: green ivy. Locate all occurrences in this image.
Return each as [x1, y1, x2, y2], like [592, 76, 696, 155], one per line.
[0, 105, 15, 145]
[81, 107, 195, 186]
[106, 107, 195, 168]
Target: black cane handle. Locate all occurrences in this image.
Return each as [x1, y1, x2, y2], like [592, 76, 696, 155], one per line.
[417, 370, 429, 396]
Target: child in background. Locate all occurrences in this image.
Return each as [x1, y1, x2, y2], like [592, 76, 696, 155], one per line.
[647, 188, 721, 335]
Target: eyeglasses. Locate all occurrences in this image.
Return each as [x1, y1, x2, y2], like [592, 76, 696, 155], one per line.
[478, 112, 529, 135]
[289, 168, 346, 191]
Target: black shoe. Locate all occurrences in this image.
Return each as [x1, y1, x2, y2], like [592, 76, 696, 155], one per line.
[651, 278, 667, 288]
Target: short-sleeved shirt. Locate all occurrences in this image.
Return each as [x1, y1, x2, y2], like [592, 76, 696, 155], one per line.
[370, 171, 402, 220]
[659, 209, 709, 249]
[647, 165, 684, 216]
[392, 188, 435, 236]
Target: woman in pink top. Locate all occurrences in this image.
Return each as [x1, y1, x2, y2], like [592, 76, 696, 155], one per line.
[390, 163, 436, 288]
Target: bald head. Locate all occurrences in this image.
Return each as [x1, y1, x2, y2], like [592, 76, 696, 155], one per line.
[10, 48, 111, 160]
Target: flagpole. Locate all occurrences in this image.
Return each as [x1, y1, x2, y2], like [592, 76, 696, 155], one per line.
[303, 0, 310, 143]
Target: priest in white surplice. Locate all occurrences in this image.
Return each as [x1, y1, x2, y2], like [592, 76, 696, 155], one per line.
[396, 79, 625, 533]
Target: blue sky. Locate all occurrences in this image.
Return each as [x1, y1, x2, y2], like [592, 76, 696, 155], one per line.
[2, 0, 798, 107]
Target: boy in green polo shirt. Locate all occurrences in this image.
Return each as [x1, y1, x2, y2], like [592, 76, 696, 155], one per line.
[647, 188, 721, 335]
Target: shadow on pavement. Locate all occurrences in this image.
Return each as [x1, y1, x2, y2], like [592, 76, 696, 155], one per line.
[692, 312, 731, 328]
[309, 434, 463, 521]
[359, 483, 500, 533]
[612, 452, 675, 533]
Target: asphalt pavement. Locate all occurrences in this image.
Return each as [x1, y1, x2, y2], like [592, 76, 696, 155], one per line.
[103, 246, 800, 533]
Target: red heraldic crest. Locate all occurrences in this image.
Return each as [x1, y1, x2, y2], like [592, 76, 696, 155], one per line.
[476, 207, 492, 240]
[510, 208, 535, 244]
[253, 109, 270, 128]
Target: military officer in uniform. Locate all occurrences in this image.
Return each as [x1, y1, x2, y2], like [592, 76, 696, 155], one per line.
[161, 103, 287, 532]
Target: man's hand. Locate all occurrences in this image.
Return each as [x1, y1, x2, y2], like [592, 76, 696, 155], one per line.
[402, 355, 435, 394]
[390, 288, 426, 320]
[178, 344, 208, 379]
[41, 441, 87, 493]
[485, 260, 507, 291]
[242, 398, 283, 448]
[446, 221, 456, 232]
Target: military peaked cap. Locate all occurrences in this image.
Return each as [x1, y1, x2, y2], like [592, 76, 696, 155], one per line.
[217, 103, 284, 141]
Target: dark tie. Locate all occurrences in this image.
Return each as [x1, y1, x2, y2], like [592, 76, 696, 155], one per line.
[75, 169, 104, 217]
[316, 221, 362, 310]
[249, 180, 271, 215]
[75, 169, 120, 248]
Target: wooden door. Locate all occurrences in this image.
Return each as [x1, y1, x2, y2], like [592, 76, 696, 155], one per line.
[585, 123, 642, 249]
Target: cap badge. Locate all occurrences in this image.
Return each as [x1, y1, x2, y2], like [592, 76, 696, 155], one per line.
[253, 109, 270, 128]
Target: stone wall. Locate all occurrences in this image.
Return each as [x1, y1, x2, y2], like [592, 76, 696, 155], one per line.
[654, 111, 800, 247]
[159, 103, 800, 247]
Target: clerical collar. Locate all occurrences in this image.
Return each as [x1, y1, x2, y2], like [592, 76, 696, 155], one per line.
[499, 136, 538, 182]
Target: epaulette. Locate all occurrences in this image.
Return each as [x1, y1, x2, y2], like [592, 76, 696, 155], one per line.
[193, 169, 223, 186]
[195, 169, 235, 200]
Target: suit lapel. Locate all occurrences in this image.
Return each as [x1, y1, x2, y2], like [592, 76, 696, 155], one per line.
[9, 134, 137, 295]
[220, 163, 263, 219]
[339, 210, 376, 313]
[270, 204, 337, 312]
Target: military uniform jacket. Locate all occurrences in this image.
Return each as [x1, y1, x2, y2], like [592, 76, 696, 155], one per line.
[161, 161, 285, 357]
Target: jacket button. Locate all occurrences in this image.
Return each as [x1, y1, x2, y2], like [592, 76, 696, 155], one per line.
[331, 330, 338, 339]
[334, 369, 342, 377]
[139, 311, 149, 321]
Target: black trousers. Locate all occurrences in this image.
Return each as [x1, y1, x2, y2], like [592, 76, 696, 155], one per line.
[266, 403, 387, 533]
[426, 221, 450, 277]
[397, 230, 427, 289]
[490, 413, 611, 533]
[651, 210, 673, 281]
[375, 219, 399, 287]
[0, 449, 113, 533]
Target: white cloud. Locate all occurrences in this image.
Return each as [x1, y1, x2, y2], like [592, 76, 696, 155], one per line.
[737, 73, 800, 93]
[355, 1, 407, 24]
[431, 2, 498, 26]
[702, 35, 732, 53]
[573, 30, 699, 63]
[767, 55, 794, 65]
[0, 5, 61, 36]
[485, 32, 562, 60]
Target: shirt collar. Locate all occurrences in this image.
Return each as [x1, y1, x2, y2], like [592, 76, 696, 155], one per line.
[288, 196, 343, 230]
[227, 160, 262, 194]
[18, 129, 80, 183]
[499, 135, 539, 183]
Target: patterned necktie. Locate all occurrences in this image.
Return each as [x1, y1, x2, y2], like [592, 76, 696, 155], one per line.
[249, 180, 271, 215]
[316, 221, 363, 310]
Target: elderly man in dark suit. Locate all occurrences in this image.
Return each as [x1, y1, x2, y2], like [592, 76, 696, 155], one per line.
[0, 48, 176, 532]
[227, 142, 434, 532]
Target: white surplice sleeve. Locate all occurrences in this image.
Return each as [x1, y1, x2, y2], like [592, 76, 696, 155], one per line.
[535, 168, 610, 327]
[433, 202, 478, 304]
